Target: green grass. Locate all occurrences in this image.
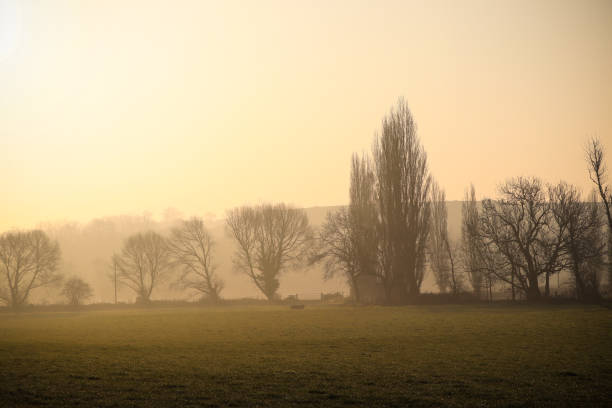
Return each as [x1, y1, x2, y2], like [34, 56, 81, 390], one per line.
[0, 304, 610, 407]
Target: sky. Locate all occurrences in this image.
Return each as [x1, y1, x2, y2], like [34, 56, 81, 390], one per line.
[1, 0, 611, 230]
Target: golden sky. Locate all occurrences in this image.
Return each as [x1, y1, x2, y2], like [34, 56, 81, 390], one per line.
[1, 0, 611, 230]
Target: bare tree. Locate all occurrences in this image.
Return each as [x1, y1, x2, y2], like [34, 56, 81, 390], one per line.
[446, 239, 461, 295]
[461, 185, 485, 298]
[479, 182, 541, 300]
[373, 98, 431, 303]
[226, 204, 313, 300]
[541, 183, 571, 297]
[429, 182, 451, 293]
[461, 184, 512, 301]
[479, 177, 565, 300]
[586, 137, 612, 287]
[168, 217, 223, 302]
[316, 208, 361, 301]
[113, 231, 173, 303]
[550, 185, 605, 300]
[349, 153, 380, 299]
[0, 230, 62, 308]
[430, 182, 462, 295]
[313, 154, 379, 303]
[61, 277, 93, 306]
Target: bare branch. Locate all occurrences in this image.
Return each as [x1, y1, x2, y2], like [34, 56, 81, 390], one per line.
[113, 231, 173, 303]
[226, 204, 313, 300]
[168, 218, 223, 302]
[0, 230, 62, 308]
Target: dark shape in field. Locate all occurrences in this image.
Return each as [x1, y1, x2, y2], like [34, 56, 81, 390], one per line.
[61, 276, 94, 306]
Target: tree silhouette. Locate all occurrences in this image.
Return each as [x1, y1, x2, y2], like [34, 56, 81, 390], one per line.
[169, 218, 223, 302]
[113, 231, 173, 303]
[586, 137, 612, 287]
[226, 204, 313, 300]
[61, 277, 93, 306]
[0, 230, 62, 308]
[373, 98, 431, 302]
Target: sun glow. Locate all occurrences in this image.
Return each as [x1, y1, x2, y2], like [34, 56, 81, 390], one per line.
[0, 0, 22, 62]
[0, 0, 610, 231]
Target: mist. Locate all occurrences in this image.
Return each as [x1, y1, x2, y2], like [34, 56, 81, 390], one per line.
[25, 203, 463, 305]
[1, 1, 611, 407]
[33, 207, 352, 304]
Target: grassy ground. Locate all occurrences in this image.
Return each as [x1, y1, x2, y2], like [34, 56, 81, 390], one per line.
[0, 304, 610, 407]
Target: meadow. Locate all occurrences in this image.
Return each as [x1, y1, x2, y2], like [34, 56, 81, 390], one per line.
[0, 304, 610, 407]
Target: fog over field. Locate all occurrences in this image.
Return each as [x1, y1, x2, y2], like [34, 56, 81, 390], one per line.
[29, 203, 462, 303]
[1, 0, 611, 406]
[25, 198, 584, 304]
[36, 206, 349, 303]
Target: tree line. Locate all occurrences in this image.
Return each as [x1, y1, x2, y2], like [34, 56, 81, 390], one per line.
[0, 205, 315, 308]
[1, 99, 610, 308]
[316, 99, 611, 304]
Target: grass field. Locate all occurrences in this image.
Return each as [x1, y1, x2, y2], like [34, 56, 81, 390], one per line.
[0, 304, 610, 407]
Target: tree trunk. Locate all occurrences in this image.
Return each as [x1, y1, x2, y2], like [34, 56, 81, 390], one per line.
[446, 239, 457, 296]
[473, 276, 482, 300]
[389, 283, 407, 305]
[405, 254, 419, 301]
[407, 280, 419, 300]
[351, 275, 361, 303]
[608, 232, 612, 290]
[208, 289, 220, 303]
[526, 284, 541, 301]
[263, 286, 276, 301]
[574, 269, 585, 300]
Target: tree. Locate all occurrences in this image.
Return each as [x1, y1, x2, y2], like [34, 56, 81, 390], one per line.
[61, 277, 93, 306]
[373, 98, 431, 303]
[314, 154, 379, 303]
[479, 177, 565, 300]
[113, 231, 173, 303]
[429, 182, 450, 293]
[429, 182, 455, 293]
[480, 179, 543, 300]
[0, 230, 62, 308]
[461, 184, 507, 301]
[226, 204, 314, 300]
[317, 208, 360, 301]
[168, 217, 223, 302]
[586, 137, 612, 287]
[348, 154, 379, 286]
[461, 185, 485, 298]
[550, 185, 605, 300]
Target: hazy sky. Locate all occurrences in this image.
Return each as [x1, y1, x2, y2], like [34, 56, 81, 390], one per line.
[1, 0, 611, 230]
